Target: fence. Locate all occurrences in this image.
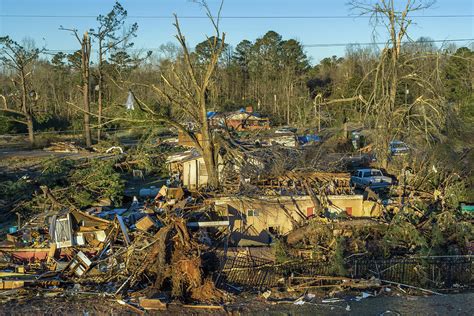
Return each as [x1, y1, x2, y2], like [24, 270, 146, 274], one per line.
[352, 256, 474, 289]
[216, 254, 474, 291]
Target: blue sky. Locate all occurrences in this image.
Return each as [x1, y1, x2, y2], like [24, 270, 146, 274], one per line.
[0, 0, 472, 63]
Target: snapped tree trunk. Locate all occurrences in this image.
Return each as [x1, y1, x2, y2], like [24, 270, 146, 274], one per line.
[26, 115, 34, 145]
[20, 70, 35, 146]
[201, 136, 219, 188]
[200, 100, 219, 188]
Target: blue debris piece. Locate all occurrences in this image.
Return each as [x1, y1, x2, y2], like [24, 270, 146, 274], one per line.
[298, 134, 321, 144]
[207, 111, 217, 118]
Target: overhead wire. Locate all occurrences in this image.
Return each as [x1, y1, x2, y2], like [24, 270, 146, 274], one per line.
[38, 38, 474, 53]
[0, 14, 473, 19]
[1, 12, 471, 52]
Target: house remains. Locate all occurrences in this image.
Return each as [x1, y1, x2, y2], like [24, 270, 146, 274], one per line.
[166, 149, 224, 189]
[208, 194, 381, 245]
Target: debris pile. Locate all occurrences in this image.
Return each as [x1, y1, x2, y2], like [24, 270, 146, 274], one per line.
[0, 186, 227, 310]
[2, 124, 473, 312]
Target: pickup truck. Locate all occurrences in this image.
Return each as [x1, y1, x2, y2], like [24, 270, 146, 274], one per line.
[350, 168, 392, 190]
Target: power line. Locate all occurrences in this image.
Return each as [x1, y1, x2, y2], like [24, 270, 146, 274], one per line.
[0, 14, 473, 19]
[41, 38, 474, 53]
[303, 38, 474, 48]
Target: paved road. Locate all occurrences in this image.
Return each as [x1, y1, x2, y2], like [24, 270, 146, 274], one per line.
[2, 292, 473, 315]
[238, 292, 474, 316]
[0, 147, 87, 159]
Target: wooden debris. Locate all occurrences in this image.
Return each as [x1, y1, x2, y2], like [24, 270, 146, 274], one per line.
[380, 279, 444, 296]
[135, 215, 155, 231]
[139, 298, 167, 310]
[0, 280, 24, 289]
[115, 215, 130, 246]
[43, 141, 85, 153]
[116, 299, 145, 314]
[182, 304, 224, 310]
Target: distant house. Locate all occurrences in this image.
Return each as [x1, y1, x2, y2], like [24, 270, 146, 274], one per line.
[208, 106, 270, 131]
[256, 133, 298, 147]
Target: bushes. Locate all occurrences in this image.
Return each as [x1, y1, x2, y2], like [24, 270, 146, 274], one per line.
[273, 238, 290, 264]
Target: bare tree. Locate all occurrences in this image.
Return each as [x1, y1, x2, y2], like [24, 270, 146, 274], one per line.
[0, 37, 41, 146]
[60, 28, 93, 147]
[349, 0, 438, 167]
[131, 0, 226, 188]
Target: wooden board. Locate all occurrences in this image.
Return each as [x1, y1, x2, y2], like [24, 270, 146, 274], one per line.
[139, 298, 167, 310]
[135, 216, 155, 231]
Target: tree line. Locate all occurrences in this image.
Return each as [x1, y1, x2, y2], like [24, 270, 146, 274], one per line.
[0, 1, 472, 164]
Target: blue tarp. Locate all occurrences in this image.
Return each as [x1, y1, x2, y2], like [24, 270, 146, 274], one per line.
[207, 111, 217, 118]
[298, 134, 321, 144]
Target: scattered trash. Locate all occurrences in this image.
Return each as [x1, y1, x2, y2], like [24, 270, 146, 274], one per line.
[379, 311, 401, 316]
[105, 146, 124, 154]
[355, 291, 373, 301]
[261, 290, 272, 299]
[322, 298, 344, 303]
[293, 296, 305, 305]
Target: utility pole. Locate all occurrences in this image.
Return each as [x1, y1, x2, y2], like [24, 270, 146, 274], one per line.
[273, 94, 277, 115]
[314, 95, 321, 133]
[405, 84, 410, 132]
[81, 32, 92, 147]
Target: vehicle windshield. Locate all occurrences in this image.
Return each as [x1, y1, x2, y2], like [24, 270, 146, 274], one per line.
[364, 170, 382, 177]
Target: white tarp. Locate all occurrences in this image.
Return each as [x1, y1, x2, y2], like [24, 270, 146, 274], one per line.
[125, 91, 134, 110]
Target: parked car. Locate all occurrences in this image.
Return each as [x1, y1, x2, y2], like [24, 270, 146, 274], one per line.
[350, 168, 392, 190]
[389, 140, 410, 156]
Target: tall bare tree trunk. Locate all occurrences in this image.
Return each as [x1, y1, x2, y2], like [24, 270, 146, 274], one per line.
[81, 32, 92, 147]
[148, 6, 225, 189]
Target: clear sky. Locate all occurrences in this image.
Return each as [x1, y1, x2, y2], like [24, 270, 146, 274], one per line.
[0, 0, 473, 63]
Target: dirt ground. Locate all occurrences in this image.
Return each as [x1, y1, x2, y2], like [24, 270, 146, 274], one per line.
[0, 292, 473, 316]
